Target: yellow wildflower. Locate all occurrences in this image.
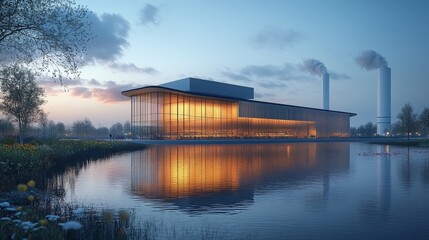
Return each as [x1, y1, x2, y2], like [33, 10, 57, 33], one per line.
[39, 219, 48, 226]
[27, 180, 36, 188]
[118, 210, 130, 222]
[27, 195, 35, 202]
[17, 184, 27, 192]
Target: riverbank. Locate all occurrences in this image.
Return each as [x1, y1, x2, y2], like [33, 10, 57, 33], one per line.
[0, 140, 146, 191]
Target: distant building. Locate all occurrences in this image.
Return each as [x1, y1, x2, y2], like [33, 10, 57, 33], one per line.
[122, 78, 355, 139]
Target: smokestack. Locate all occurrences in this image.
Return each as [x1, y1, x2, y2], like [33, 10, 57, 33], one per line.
[300, 58, 330, 110]
[377, 65, 391, 135]
[355, 50, 391, 136]
[323, 72, 329, 110]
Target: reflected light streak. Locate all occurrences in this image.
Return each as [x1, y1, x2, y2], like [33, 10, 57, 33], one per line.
[131, 143, 350, 202]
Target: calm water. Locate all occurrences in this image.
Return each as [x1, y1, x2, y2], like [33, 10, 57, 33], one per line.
[51, 142, 429, 239]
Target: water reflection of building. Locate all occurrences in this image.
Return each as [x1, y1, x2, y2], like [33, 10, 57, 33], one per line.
[131, 143, 350, 213]
[359, 145, 392, 219]
[377, 145, 391, 214]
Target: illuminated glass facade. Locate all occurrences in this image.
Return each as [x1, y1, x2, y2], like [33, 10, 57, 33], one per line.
[122, 80, 355, 139]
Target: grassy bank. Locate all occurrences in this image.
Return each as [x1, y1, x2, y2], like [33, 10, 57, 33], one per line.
[0, 140, 146, 191]
[1, 181, 230, 240]
[0, 181, 145, 240]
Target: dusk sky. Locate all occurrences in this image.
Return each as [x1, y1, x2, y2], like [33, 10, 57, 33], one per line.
[42, 0, 429, 128]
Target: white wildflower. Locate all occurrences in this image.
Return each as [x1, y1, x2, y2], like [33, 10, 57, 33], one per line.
[59, 220, 83, 230]
[73, 207, 85, 215]
[20, 221, 38, 230]
[46, 214, 60, 221]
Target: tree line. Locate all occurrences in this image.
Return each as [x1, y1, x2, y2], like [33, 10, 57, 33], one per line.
[350, 103, 429, 137]
[0, 115, 132, 142]
[0, 64, 130, 143]
[0, 66, 128, 142]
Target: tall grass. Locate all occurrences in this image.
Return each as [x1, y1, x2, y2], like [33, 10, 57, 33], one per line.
[0, 181, 233, 240]
[0, 183, 145, 239]
[0, 140, 146, 191]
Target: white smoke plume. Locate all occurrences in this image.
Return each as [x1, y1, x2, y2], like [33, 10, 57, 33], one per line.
[301, 58, 327, 77]
[355, 50, 387, 71]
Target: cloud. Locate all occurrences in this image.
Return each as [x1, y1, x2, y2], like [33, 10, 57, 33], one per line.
[89, 79, 102, 86]
[38, 77, 83, 87]
[69, 81, 137, 103]
[93, 82, 137, 103]
[241, 65, 286, 78]
[92, 87, 128, 103]
[258, 82, 288, 89]
[300, 59, 327, 77]
[355, 49, 388, 71]
[39, 76, 137, 103]
[221, 71, 251, 82]
[329, 71, 351, 80]
[222, 63, 310, 83]
[37, 76, 139, 103]
[250, 28, 301, 50]
[71, 87, 92, 98]
[108, 62, 159, 74]
[139, 4, 160, 25]
[85, 13, 130, 63]
[38, 77, 83, 95]
[300, 59, 351, 80]
[39, 85, 63, 96]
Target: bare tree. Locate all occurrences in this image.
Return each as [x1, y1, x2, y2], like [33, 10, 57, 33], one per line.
[397, 103, 417, 138]
[0, 0, 92, 80]
[71, 118, 95, 138]
[0, 65, 46, 143]
[419, 108, 429, 136]
[351, 122, 377, 137]
[110, 122, 123, 138]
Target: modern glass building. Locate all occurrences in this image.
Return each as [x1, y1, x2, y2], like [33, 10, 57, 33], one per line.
[122, 78, 356, 139]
